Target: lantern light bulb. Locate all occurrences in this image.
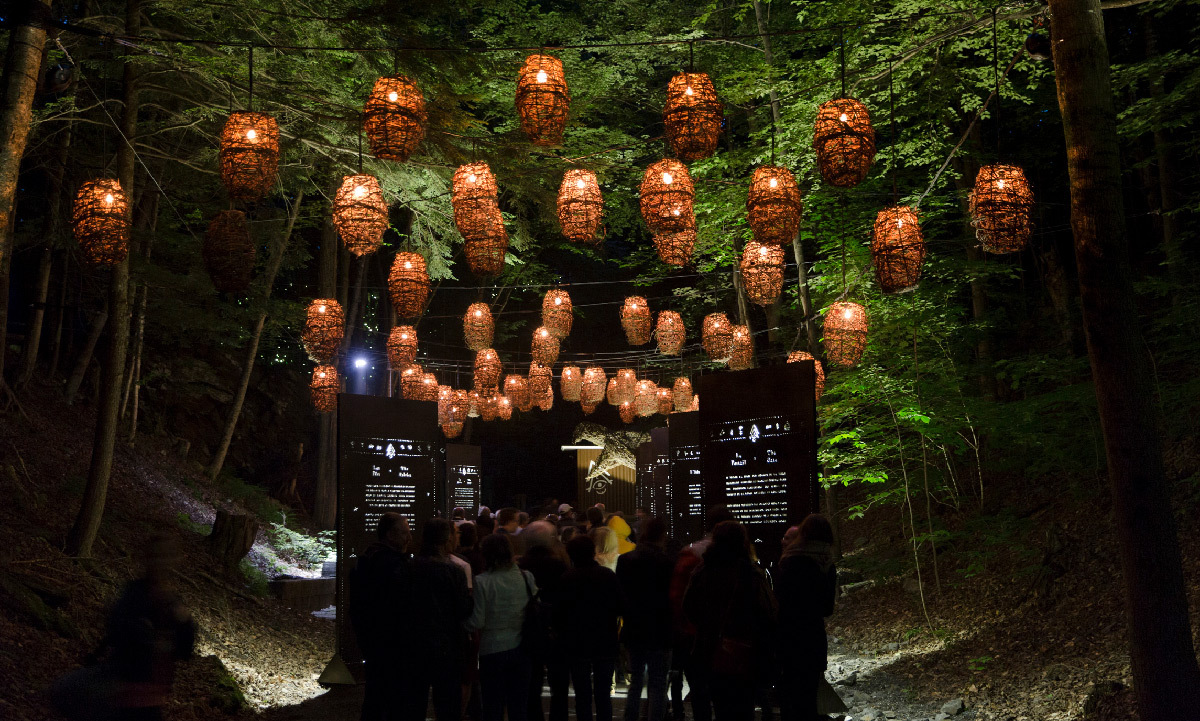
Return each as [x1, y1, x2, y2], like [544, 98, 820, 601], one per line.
[404, 261, 412, 269]
[317, 305, 326, 313]
[536, 70, 548, 83]
[554, 297, 562, 305]
[318, 372, 326, 378]
[246, 128, 258, 141]
[353, 185, 368, 199]
[997, 179, 1006, 189]
[839, 113, 849, 122]
[104, 193, 114, 205]
[388, 91, 399, 102]
[768, 178, 778, 188]
[685, 86, 694, 96]
[575, 178, 585, 189]
[843, 308, 854, 319]
[897, 218, 904, 227]
[759, 246, 769, 256]
[474, 310, 482, 317]
[540, 329, 548, 337]
[467, 173, 477, 183]
[662, 172, 673, 185]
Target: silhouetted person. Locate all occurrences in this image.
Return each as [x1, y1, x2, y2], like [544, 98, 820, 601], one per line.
[352, 513, 413, 721]
[683, 521, 777, 721]
[616, 517, 674, 721]
[497, 507, 523, 554]
[774, 515, 837, 721]
[557, 535, 624, 721]
[583, 506, 604, 533]
[467, 534, 537, 721]
[457, 521, 485, 577]
[401, 518, 472, 721]
[518, 522, 571, 721]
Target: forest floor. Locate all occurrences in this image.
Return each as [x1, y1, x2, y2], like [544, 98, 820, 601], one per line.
[2, 382, 1199, 720]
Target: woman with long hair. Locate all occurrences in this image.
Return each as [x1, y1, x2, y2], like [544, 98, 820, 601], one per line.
[774, 514, 837, 721]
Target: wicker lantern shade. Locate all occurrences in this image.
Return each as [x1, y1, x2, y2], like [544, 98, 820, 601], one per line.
[871, 205, 925, 293]
[582, 366, 607, 404]
[619, 402, 636, 424]
[656, 311, 685, 356]
[640, 160, 695, 234]
[581, 400, 599, 416]
[311, 365, 339, 413]
[219, 112, 279, 201]
[442, 422, 464, 439]
[463, 204, 509, 277]
[740, 241, 785, 306]
[363, 75, 427, 162]
[202, 210, 254, 293]
[400, 364, 424, 399]
[388, 252, 429, 318]
[333, 174, 389, 256]
[480, 392, 500, 422]
[537, 386, 554, 411]
[437, 384, 454, 424]
[969, 164, 1034, 254]
[746, 166, 802, 246]
[532, 326, 560, 365]
[702, 312, 733, 362]
[824, 302, 868, 368]
[301, 299, 344, 363]
[560, 365, 582, 402]
[728, 325, 753, 370]
[418, 373, 439, 402]
[663, 72, 723, 162]
[606, 378, 621, 406]
[498, 396, 514, 420]
[449, 389, 469, 424]
[516, 54, 570, 146]
[557, 170, 602, 244]
[615, 368, 637, 405]
[463, 303, 494, 351]
[787, 350, 826, 401]
[529, 362, 552, 396]
[73, 179, 129, 265]
[387, 325, 418, 369]
[656, 386, 674, 415]
[635, 380, 658, 417]
[653, 226, 696, 267]
[812, 98, 876, 188]
[452, 162, 498, 205]
[672, 377, 693, 410]
[474, 348, 502, 389]
[690, 394, 700, 412]
[505, 374, 531, 412]
[621, 296, 652, 346]
[542, 290, 573, 339]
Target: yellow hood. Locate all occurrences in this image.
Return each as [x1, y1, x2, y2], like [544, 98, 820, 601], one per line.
[608, 515, 636, 554]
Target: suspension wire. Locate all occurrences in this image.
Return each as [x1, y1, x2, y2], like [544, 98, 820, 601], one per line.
[838, 26, 847, 98]
[247, 44, 253, 111]
[890, 59, 898, 205]
[992, 7, 1001, 158]
[689, 41, 694, 72]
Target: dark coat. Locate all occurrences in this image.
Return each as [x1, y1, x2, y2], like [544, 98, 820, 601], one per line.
[682, 555, 777, 677]
[616, 543, 675, 648]
[519, 546, 568, 607]
[349, 542, 413, 661]
[409, 554, 472, 667]
[774, 545, 837, 672]
[555, 559, 624, 659]
[104, 579, 196, 685]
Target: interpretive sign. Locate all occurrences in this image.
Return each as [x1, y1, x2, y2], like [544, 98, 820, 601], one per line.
[650, 427, 673, 538]
[446, 444, 482, 516]
[668, 412, 704, 543]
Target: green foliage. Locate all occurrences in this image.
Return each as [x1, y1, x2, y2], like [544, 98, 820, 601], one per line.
[175, 512, 210, 536]
[217, 474, 284, 526]
[238, 558, 270, 598]
[266, 524, 336, 570]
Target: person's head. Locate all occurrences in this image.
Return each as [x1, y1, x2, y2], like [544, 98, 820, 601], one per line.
[522, 520, 560, 552]
[560, 525, 578, 544]
[584, 506, 604, 529]
[546, 513, 560, 524]
[566, 534, 597, 567]
[480, 533, 515, 572]
[420, 518, 455, 557]
[377, 512, 412, 551]
[458, 521, 478, 549]
[476, 507, 492, 523]
[705, 520, 751, 564]
[706, 504, 735, 533]
[452, 507, 466, 521]
[607, 514, 632, 540]
[557, 503, 572, 516]
[517, 511, 530, 528]
[798, 514, 835, 545]
[497, 507, 520, 532]
[591, 526, 618, 559]
[636, 506, 650, 521]
[477, 514, 496, 536]
[782, 525, 802, 549]
[641, 517, 668, 547]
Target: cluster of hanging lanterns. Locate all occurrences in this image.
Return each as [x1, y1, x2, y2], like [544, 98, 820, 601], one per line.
[202, 210, 255, 293]
[452, 162, 508, 277]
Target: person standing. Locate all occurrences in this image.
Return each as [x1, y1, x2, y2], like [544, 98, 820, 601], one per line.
[606, 514, 636, 556]
[616, 518, 674, 721]
[557, 535, 624, 721]
[351, 513, 413, 721]
[467, 533, 538, 721]
[774, 515, 838, 721]
[591, 526, 619, 572]
[518, 522, 571, 721]
[683, 521, 777, 721]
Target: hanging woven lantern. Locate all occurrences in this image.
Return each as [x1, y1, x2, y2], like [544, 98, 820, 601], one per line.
[871, 205, 925, 293]
[497, 395, 514, 420]
[560, 365, 582, 402]
[542, 290, 573, 338]
[537, 386, 554, 411]
[787, 350, 826, 401]
[480, 392, 500, 422]
[333, 174, 389, 256]
[824, 301, 868, 368]
[656, 311, 685, 355]
[442, 422, 464, 439]
[201, 209, 254, 293]
[388, 251, 429, 318]
[615, 368, 637, 405]
[581, 399, 598, 415]
[582, 366, 607, 404]
[505, 374, 531, 412]
[463, 303, 494, 351]
[387, 325, 418, 369]
[653, 226, 696, 267]
[219, 112, 279, 201]
[702, 312, 733, 363]
[466, 389, 482, 418]
[640, 160, 694, 234]
[663, 72, 723, 162]
[418, 372, 439, 402]
[969, 163, 1034, 254]
[452, 162, 498, 237]
[400, 364, 424, 399]
[812, 98, 876, 188]
[672, 377, 693, 410]
[619, 402, 636, 424]
[474, 348, 502, 389]
[557, 169, 602, 244]
[621, 296, 652, 346]
[635, 380, 658, 417]
[449, 389, 469, 424]
[516, 54, 570, 146]
[301, 299, 344, 364]
[529, 362, 552, 396]
[746, 166, 802, 245]
[311, 365, 339, 413]
[606, 378, 621, 406]
[463, 204, 509, 277]
[363, 75, 427, 162]
[531, 326, 560, 366]
[72, 179, 129, 265]
[728, 325, 753, 370]
[437, 385, 454, 424]
[657, 386, 674, 415]
[740, 241, 785, 306]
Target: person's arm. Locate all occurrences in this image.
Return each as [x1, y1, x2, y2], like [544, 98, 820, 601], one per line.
[820, 565, 837, 617]
[464, 575, 488, 632]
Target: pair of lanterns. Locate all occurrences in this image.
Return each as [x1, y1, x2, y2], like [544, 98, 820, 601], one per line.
[389, 251, 430, 318]
[641, 160, 696, 266]
[621, 296, 652, 346]
[203, 210, 256, 293]
[970, 164, 1035, 254]
[787, 350, 826, 401]
[812, 98, 876, 188]
[452, 162, 508, 277]
[302, 299, 344, 364]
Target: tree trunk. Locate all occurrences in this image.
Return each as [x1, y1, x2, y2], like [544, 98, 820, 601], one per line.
[120, 192, 158, 425]
[1143, 18, 1186, 287]
[1048, 1, 1200, 716]
[313, 216, 338, 530]
[207, 190, 306, 481]
[48, 251, 69, 378]
[65, 0, 140, 558]
[0, 0, 52, 382]
[207, 509, 260, 571]
[64, 305, 108, 405]
[951, 144, 997, 400]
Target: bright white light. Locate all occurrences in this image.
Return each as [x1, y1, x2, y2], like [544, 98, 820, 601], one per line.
[897, 219, 904, 227]
[354, 358, 367, 369]
[104, 193, 114, 205]
[317, 304, 327, 313]
[839, 113, 849, 122]
[246, 128, 258, 141]
[353, 185, 368, 199]
[759, 246, 769, 256]
[474, 310, 482, 317]
[404, 261, 412, 269]
[685, 86, 694, 96]
[554, 297, 562, 305]
[768, 178, 778, 188]
[540, 328, 548, 337]
[575, 178, 586, 189]
[318, 371, 327, 378]
[662, 172, 674, 185]
[536, 70, 548, 83]
[467, 173, 477, 184]
[843, 308, 854, 319]
[387, 91, 399, 102]
[997, 179, 1006, 189]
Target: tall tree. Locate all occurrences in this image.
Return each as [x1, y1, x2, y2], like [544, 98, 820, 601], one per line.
[1048, 0, 1200, 716]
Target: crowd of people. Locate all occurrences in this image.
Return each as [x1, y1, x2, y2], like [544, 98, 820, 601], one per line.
[350, 504, 838, 721]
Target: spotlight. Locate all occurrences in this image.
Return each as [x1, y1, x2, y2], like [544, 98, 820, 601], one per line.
[354, 358, 367, 369]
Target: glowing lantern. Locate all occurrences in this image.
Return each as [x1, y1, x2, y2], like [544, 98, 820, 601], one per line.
[537, 386, 554, 411]
[387, 325, 418, 369]
[653, 226, 696, 267]
[621, 296, 652, 346]
[871, 206, 925, 293]
[202, 209, 254, 293]
[438, 384, 454, 424]
[656, 311, 685, 356]
[635, 380, 658, 417]
[310, 365, 339, 413]
[418, 373, 439, 402]
[400, 364, 424, 399]
[73, 179, 129, 265]
[474, 348, 502, 389]
[505, 374, 531, 412]
[619, 401, 636, 424]
[466, 389, 482, 418]
[332, 174, 388, 256]
[581, 400, 599, 415]
[702, 312, 733, 362]
[746, 166, 802, 245]
[615, 368, 637, 405]
[529, 362, 552, 396]
[363, 75, 427, 162]
[663, 72, 723, 162]
[219, 112, 279, 201]
[463, 303, 494, 351]
[787, 350, 825, 401]
[740, 241, 785, 306]
[812, 98, 876, 188]
[606, 378, 621, 406]
[542, 290, 573, 339]
[640, 159, 694, 234]
[449, 389, 469, 424]
[480, 392, 500, 422]
[388, 251, 429, 318]
[531, 326, 560, 366]
[728, 325, 753, 370]
[581, 367, 607, 404]
[560, 365, 582, 402]
[824, 302, 868, 367]
[498, 396, 513, 420]
[302, 299, 344, 364]
[516, 54, 570, 146]
[969, 164, 1035, 254]
[672, 377, 693, 410]
[442, 422, 464, 439]
[557, 169, 603, 244]
[657, 386, 674, 415]
[463, 204, 509, 277]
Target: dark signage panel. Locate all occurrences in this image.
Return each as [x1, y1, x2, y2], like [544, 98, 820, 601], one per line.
[635, 441, 656, 516]
[650, 427, 673, 538]
[668, 412, 704, 543]
[446, 444, 482, 517]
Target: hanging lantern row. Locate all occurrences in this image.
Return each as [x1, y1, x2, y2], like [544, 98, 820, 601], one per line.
[202, 210, 254, 293]
[364, 75, 427, 163]
[787, 350, 826, 401]
[310, 365, 339, 413]
[387, 325, 418, 369]
[740, 241, 785, 306]
[464, 303, 494, 351]
[388, 251, 430, 318]
[560, 365, 582, 402]
[219, 112, 280, 202]
[542, 290, 573, 338]
[824, 302, 868, 368]
[812, 98, 876, 188]
[73, 179, 129, 266]
[516, 54, 571, 146]
[558, 169, 603, 244]
[728, 325, 753, 370]
[970, 163, 1034, 254]
[663, 72, 723, 162]
[656, 310, 685, 356]
[653, 227, 696, 267]
[640, 159, 695, 235]
[621, 296, 652, 346]
[672, 377, 693, 410]
[332, 174, 388, 256]
[871, 205, 925, 294]
[531, 326, 560, 366]
[474, 348, 502, 389]
[702, 312, 733, 363]
[747, 166, 803, 246]
[301, 299, 344, 364]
